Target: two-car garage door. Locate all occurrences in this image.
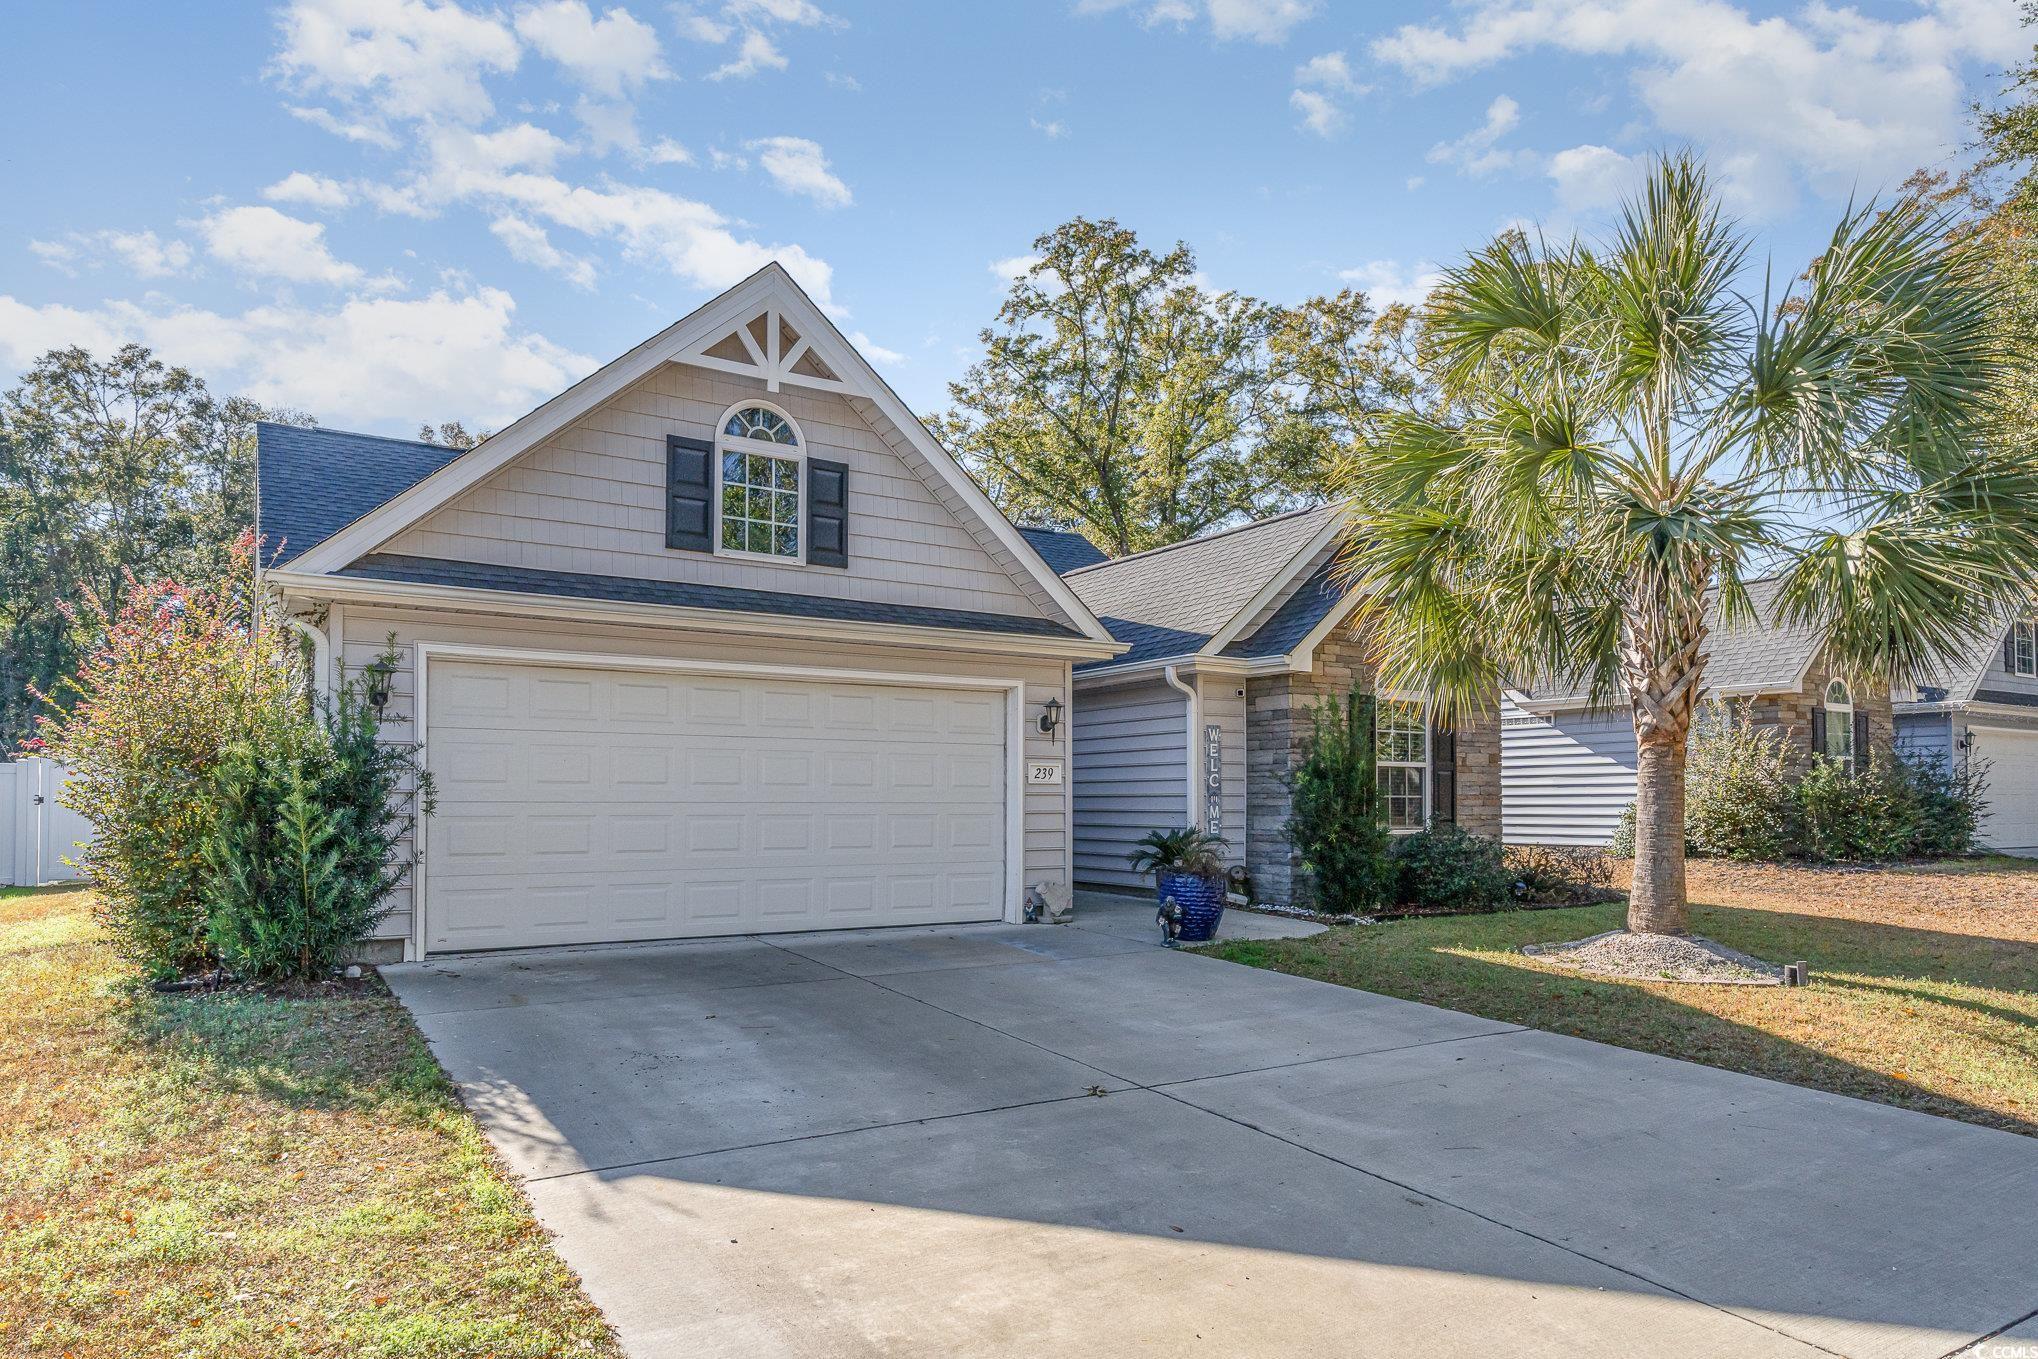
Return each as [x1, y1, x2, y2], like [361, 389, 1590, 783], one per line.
[1971, 726, 2038, 856]
[423, 658, 1009, 953]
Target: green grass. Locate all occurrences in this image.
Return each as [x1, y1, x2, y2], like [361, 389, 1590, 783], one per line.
[1205, 886, 2038, 1136]
[0, 887, 622, 1358]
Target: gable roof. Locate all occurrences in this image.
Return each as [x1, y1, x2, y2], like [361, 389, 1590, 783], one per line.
[257, 424, 468, 568]
[1221, 561, 1352, 658]
[1016, 526, 1107, 575]
[1511, 576, 1826, 708]
[1065, 504, 1342, 670]
[261, 262, 1115, 648]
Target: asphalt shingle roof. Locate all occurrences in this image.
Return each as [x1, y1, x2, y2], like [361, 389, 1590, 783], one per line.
[1221, 560, 1351, 659]
[1016, 525, 1107, 575]
[258, 423, 468, 567]
[1064, 505, 1338, 668]
[339, 554, 1086, 639]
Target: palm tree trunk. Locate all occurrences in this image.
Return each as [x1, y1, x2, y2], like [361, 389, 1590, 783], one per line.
[1619, 558, 1712, 937]
[1629, 735, 1689, 934]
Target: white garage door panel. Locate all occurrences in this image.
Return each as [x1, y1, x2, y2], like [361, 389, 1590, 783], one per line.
[425, 660, 1008, 952]
[1972, 726, 2038, 854]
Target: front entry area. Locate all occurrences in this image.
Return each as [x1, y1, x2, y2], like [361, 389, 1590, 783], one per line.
[421, 655, 1010, 953]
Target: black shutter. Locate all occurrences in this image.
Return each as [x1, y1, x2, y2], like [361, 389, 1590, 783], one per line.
[1809, 705, 1826, 757]
[2008, 630, 2019, 673]
[1853, 711, 1870, 761]
[807, 457, 848, 568]
[666, 434, 713, 552]
[1429, 718, 1456, 826]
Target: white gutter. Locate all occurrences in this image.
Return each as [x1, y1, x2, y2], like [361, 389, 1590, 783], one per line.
[279, 616, 333, 705]
[1163, 664, 1200, 831]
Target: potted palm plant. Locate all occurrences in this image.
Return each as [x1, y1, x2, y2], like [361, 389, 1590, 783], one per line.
[1128, 828, 1230, 945]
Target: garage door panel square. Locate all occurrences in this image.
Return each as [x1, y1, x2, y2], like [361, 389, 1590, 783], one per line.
[610, 815, 671, 856]
[611, 680, 672, 720]
[757, 878, 821, 919]
[688, 750, 742, 785]
[440, 816, 514, 861]
[684, 880, 746, 924]
[529, 676, 596, 718]
[528, 817, 594, 857]
[438, 743, 514, 788]
[825, 753, 878, 790]
[825, 815, 877, 850]
[689, 684, 744, 724]
[758, 752, 812, 787]
[825, 693, 878, 730]
[612, 748, 670, 786]
[686, 815, 745, 852]
[529, 746, 593, 787]
[604, 882, 675, 928]
[760, 688, 815, 726]
[756, 815, 813, 852]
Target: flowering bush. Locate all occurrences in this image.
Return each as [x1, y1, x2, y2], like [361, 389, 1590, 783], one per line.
[31, 535, 296, 977]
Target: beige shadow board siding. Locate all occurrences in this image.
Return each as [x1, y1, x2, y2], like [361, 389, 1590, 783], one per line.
[1072, 678, 1189, 892]
[382, 362, 1068, 628]
[340, 606, 1072, 948]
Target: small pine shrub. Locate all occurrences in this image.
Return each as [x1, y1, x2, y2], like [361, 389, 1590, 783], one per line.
[204, 650, 430, 981]
[1285, 690, 1395, 914]
[1390, 824, 1511, 911]
[1609, 803, 1636, 858]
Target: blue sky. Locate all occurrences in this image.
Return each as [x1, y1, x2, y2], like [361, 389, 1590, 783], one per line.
[1, 0, 2023, 435]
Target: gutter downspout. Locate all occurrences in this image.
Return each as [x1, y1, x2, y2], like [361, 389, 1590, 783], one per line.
[280, 616, 333, 707]
[1163, 664, 1199, 832]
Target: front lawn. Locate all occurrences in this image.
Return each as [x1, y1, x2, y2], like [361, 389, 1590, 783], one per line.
[0, 885, 622, 1358]
[1205, 858, 2038, 1136]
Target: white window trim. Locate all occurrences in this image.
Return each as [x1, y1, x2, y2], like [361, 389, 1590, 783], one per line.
[1823, 678, 1855, 769]
[712, 399, 807, 567]
[2013, 620, 2037, 678]
[1376, 692, 1432, 835]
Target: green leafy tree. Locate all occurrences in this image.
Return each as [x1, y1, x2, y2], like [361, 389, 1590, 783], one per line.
[935, 217, 1290, 554]
[1286, 690, 1395, 913]
[0, 345, 297, 747]
[1262, 290, 1428, 502]
[1337, 153, 2036, 937]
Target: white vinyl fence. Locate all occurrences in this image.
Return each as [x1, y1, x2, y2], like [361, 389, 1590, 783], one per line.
[1, 758, 93, 887]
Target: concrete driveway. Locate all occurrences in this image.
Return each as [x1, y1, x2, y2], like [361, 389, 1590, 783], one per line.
[385, 896, 2038, 1359]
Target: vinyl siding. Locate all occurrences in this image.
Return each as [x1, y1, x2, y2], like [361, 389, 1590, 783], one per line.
[336, 604, 1072, 951]
[1500, 690, 1639, 847]
[1975, 629, 2038, 700]
[383, 361, 1061, 626]
[1073, 678, 1189, 891]
[1894, 712, 1954, 773]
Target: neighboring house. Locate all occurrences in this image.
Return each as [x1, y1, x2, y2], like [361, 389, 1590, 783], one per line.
[256, 263, 1123, 961]
[1501, 576, 1893, 847]
[1892, 611, 2038, 855]
[1054, 506, 1501, 905]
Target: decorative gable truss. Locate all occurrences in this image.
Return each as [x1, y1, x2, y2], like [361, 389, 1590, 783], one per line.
[687, 305, 850, 394]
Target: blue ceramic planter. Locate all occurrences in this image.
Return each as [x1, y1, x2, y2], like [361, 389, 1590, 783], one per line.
[1156, 871, 1227, 944]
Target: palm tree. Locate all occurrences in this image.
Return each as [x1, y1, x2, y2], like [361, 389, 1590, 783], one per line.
[1339, 152, 2038, 936]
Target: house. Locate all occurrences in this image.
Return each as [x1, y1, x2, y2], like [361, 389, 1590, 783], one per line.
[1501, 576, 1893, 847]
[1892, 611, 2038, 855]
[256, 263, 1124, 962]
[1055, 507, 1502, 905]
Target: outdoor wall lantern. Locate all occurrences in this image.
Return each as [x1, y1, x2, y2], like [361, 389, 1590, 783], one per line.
[1037, 696, 1064, 738]
[364, 657, 397, 713]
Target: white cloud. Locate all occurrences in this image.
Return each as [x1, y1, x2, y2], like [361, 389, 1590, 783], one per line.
[990, 253, 1041, 282]
[1076, 0, 1314, 44]
[643, 137, 694, 165]
[513, 1, 669, 96]
[29, 230, 193, 280]
[1290, 49, 1365, 136]
[264, 171, 354, 208]
[1030, 116, 1068, 139]
[1426, 94, 1527, 176]
[489, 214, 598, 287]
[285, 103, 401, 148]
[271, 0, 521, 131]
[198, 205, 389, 289]
[709, 29, 787, 79]
[1547, 142, 1646, 212]
[847, 330, 902, 364]
[0, 286, 596, 432]
[747, 135, 851, 207]
[1335, 258, 1444, 310]
[1371, 0, 2024, 213]
[429, 121, 571, 174]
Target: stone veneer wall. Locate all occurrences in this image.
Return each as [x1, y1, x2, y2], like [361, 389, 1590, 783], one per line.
[1244, 625, 1502, 907]
[1730, 649, 1894, 765]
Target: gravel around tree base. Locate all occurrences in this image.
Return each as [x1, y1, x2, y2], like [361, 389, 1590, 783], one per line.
[1523, 930, 1786, 985]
